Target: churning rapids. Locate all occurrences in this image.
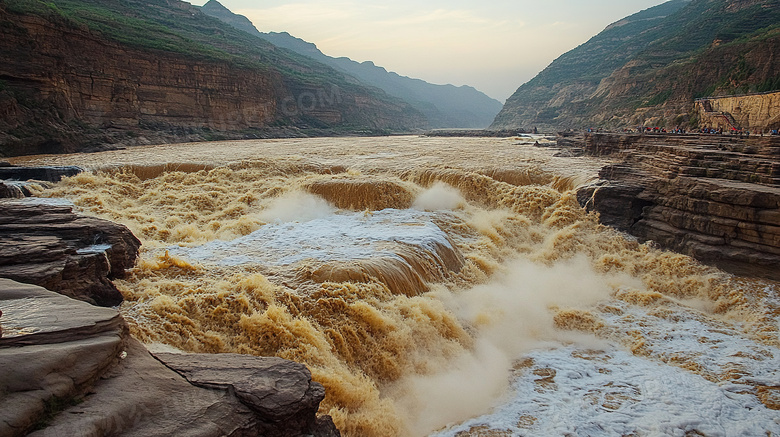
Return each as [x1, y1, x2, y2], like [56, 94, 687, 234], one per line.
[11, 136, 780, 436]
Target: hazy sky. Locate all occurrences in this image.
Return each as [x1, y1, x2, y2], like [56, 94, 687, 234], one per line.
[189, 0, 668, 102]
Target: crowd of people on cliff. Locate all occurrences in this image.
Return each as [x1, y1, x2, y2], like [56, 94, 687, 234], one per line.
[583, 127, 779, 136]
[692, 127, 780, 136]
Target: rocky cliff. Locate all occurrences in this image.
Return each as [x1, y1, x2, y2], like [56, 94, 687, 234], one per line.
[575, 132, 780, 280]
[697, 91, 780, 132]
[0, 0, 425, 157]
[492, 0, 780, 131]
[199, 0, 503, 129]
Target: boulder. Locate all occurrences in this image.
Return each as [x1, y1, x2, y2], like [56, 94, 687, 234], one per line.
[0, 199, 141, 306]
[154, 353, 340, 437]
[0, 279, 340, 437]
[0, 165, 82, 182]
[0, 180, 38, 198]
[0, 279, 126, 436]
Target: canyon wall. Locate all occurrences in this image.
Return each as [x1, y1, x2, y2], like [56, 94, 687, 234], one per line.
[0, 13, 278, 155]
[696, 91, 780, 132]
[0, 2, 424, 156]
[492, 0, 780, 132]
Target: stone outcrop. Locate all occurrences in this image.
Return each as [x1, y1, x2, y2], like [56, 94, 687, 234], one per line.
[0, 182, 28, 199]
[0, 198, 141, 306]
[0, 164, 83, 198]
[155, 353, 340, 437]
[696, 91, 780, 132]
[0, 279, 127, 436]
[0, 279, 340, 437]
[0, 165, 83, 183]
[575, 132, 780, 280]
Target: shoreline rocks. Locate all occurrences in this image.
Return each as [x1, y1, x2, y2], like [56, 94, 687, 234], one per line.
[0, 279, 340, 437]
[154, 353, 340, 437]
[0, 199, 141, 306]
[573, 132, 780, 280]
[0, 165, 83, 183]
[0, 164, 83, 199]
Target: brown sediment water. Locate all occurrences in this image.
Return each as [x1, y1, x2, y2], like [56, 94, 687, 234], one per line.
[13, 136, 780, 437]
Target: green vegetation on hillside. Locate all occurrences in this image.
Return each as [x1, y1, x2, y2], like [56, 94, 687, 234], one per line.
[1, 0, 397, 92]
[493, 0, 780, 130]
[0, 0, 425, 157]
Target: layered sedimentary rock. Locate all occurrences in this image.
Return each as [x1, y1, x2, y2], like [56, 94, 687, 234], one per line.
[0, 199, 141, 306]
[0, 1, 424, 156]
[575, 132, 780, 279]
[491, 0, 780, 131]
[696, 91, 780, 132]
[0, 164, 83, 198]
[0, 279, 339, 437]
[155, 353, 340, 437]
[0, 165, 82, 183]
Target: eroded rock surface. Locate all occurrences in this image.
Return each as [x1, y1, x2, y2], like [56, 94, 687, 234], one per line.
[0, 279, 126, 436]
[155, 353, 340, 437]
[0, 165, 82, 183]
[0, 199, 140, 306]
[575, 133, 780, 279]
[0, 279, 340, 437]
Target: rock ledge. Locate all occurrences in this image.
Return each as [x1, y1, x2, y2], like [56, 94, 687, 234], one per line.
[0, 279, 340, 437]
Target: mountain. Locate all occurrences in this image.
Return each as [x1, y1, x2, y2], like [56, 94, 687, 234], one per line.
[199, 0, 503, 129]
[492, 0, 780, 131]
[0, 0, 425, 157]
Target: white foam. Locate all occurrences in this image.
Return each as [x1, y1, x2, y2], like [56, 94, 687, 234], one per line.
[432, 346, 780, 436]
[0, 197, 74, 207]
[597, 296, 780, 389]
[429, 286, 780, 437]
[413, 182, 465, 211]
[170, 209, 455, 267]
[76, 244, 113, 255]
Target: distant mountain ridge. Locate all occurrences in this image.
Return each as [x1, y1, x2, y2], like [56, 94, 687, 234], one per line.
[199, 0, 503, 129]
[492, 0, 780, 131]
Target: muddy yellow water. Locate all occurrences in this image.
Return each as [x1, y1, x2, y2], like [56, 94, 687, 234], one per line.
[13, 136, 779, 436]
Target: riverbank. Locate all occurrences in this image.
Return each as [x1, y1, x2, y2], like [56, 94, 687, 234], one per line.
[569, 132, 780, 280]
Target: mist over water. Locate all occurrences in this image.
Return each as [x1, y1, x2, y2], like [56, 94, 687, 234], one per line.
[259, 190, 337, 223]
[19, 136, 780, 437]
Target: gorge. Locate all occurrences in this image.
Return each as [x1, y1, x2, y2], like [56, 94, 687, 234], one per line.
[1, 0, 780, 435]
[492, 0, 780, 132]
[0, 0, 426, 157]
[2, 136, 779, 436]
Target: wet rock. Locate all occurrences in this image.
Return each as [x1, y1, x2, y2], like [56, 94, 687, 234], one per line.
[155, 353, 341, 437]
[0, 279, 341, 437]
[0, 181, 19, 198]
[0, 180, 36, 198]
[576, 133, 780, 280]
[0, 199, 141, 306]
[0, 279, 259, 437]
[0, 279, 126, 436]
[0, 165, 82, 183]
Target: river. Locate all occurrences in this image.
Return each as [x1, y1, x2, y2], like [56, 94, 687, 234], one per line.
[10, 135, 780, 436]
